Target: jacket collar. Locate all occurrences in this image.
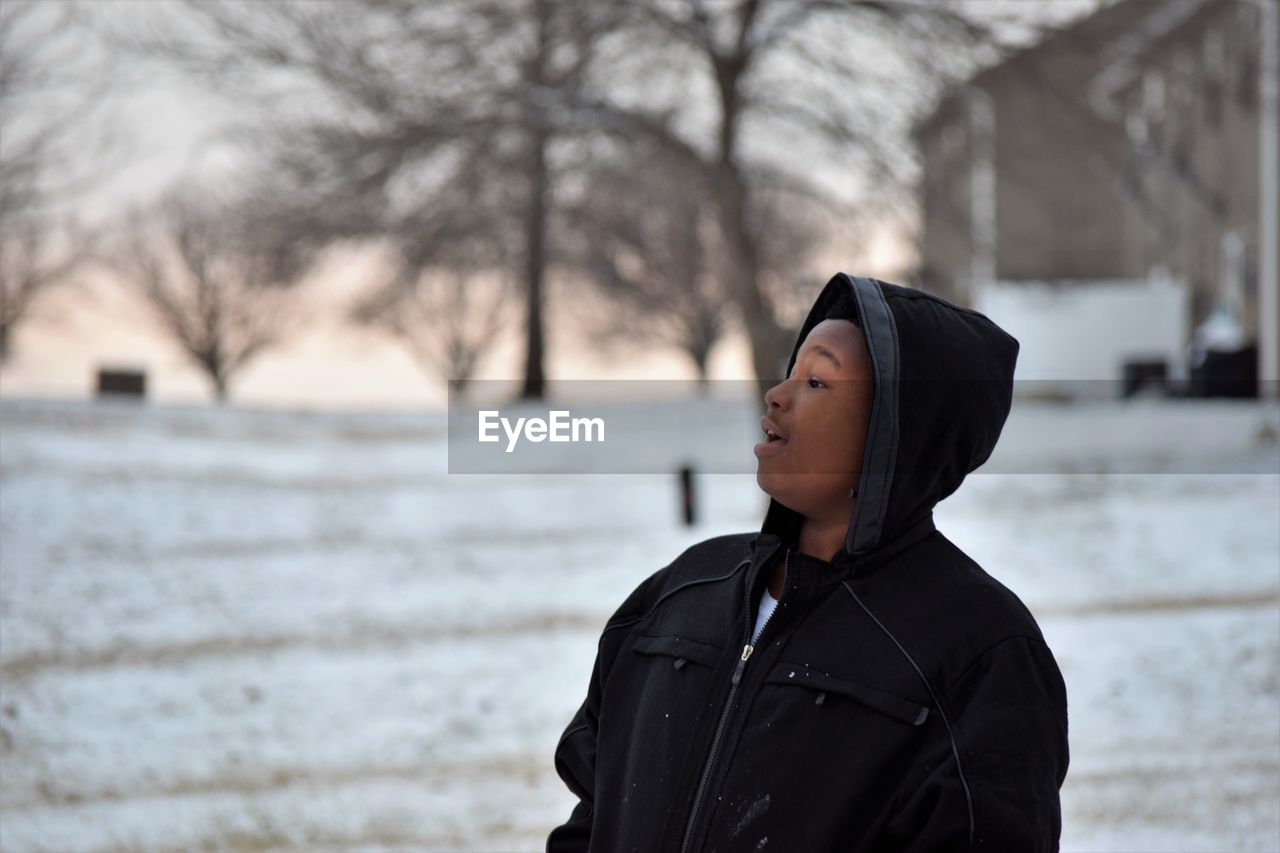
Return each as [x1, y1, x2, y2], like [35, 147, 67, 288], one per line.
[746, 511, 937, 606]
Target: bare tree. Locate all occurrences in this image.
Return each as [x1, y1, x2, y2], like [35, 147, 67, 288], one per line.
[111, 185, 313, 401]
[0, 0, 119, 362]
[563, 0, 1023, 389]
[565, 137, 832, 386]
[227, 110, 519, 394]
[352, 231, 514, 397]
[94, 0, 1051, 398]
[0, 213, 89, 363]
[95, 0, 628, 400]
[564, 143, 727, 385]
[746, 167, 840, 332]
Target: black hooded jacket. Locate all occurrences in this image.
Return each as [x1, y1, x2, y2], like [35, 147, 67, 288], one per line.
[547, 275, 1070, 852]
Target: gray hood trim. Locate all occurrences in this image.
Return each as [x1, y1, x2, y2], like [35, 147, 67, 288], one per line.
[845, 276, 900, 556]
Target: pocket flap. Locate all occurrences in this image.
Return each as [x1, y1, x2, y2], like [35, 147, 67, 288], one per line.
[632, 634, 723, 668]
[765, 663, 930, 726]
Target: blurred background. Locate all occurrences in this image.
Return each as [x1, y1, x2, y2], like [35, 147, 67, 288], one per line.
[1, 0, 1277, 850]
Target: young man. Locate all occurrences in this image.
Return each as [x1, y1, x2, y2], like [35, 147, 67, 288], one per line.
[547, 274, 1070, 852]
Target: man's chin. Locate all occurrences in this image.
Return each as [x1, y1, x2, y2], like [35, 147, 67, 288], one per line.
[756, 470, 858, 511]
[755, 469, 799, 505]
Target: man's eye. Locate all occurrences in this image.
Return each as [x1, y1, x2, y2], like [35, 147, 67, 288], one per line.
[808, 378, 825, 389]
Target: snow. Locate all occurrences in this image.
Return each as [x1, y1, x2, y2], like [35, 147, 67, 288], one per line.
[1, 396, 1277, 851]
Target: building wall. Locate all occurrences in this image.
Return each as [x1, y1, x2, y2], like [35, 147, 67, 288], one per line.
[988, 54, 1139, 283]
[915, 0, 1157, 305]
[915, 0, 1265, 342]
[918, 101, 974, 306]
[1112, 0, 1263, 336]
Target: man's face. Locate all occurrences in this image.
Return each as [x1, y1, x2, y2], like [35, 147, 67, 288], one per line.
[755, 319, 874, 521]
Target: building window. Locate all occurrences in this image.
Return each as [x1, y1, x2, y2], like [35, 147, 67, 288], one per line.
[1171, 48, 1195, 111]
[1237, 2, 1258, 40]
[1173, 128, 1193, 177]
[1203, 27, 1225, 129]
[1204, 27, 1225, 81]
[1238, 48, 1258, 107]
[1143, 68, 1167, 120]
[1236, 3, 1260, 107]
[1126, 110, 1149, 146]
[1204, 79, 1224, 128]
[940, 123, 965, 162]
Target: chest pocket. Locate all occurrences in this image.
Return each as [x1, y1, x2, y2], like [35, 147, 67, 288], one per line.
[615, 634, 725, 755]
[764, 662, 930, 726]
[631, 634, 723, 671]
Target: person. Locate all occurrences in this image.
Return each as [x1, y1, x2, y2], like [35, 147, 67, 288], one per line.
[546, 274, 1070, 852]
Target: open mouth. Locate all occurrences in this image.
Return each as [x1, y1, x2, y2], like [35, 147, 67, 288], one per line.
[755, 420, 789, 459]
[760, 417, 789, 445]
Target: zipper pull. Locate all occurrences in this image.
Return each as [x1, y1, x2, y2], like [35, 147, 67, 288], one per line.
[732, 643, 754, 685]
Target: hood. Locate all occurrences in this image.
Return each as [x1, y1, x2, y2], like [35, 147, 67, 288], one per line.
[760, 274, 1019, 560]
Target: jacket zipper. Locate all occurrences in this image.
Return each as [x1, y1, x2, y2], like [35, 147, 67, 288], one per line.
[678, 548, 789, 853]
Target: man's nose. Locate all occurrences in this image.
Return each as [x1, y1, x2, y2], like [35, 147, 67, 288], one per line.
[763, 378, 789, 411]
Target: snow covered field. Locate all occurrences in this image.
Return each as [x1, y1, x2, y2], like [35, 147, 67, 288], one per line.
[1, 396, 1277, 852]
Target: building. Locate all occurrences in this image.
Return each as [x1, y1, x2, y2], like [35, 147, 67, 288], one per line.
[914, 0, 1278, 391]
[1100, 0, 1271, 335]
[914, 0, 1154, 307]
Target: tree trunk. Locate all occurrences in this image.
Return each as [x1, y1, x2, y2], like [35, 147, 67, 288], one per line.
[201, 345, 230, 403]
[711, 53, 790, 399]
[693, 350, 711, 395]
[520, 0, 552, 401]
[715, 165, 790, 393]
[521, 124, 549, 401]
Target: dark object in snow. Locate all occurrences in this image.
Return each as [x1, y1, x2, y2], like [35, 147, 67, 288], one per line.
[679, 465, 697, 527]
[1192, 345, 1259, 398]
[96, 366, 147, 399]
[1121, 359, 1168, 398]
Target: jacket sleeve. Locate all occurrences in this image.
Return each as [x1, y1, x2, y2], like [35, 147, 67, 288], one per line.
[882, 635, 1070, 852]
[546, 696, 597, 852]
[546, 573, 657, 853]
